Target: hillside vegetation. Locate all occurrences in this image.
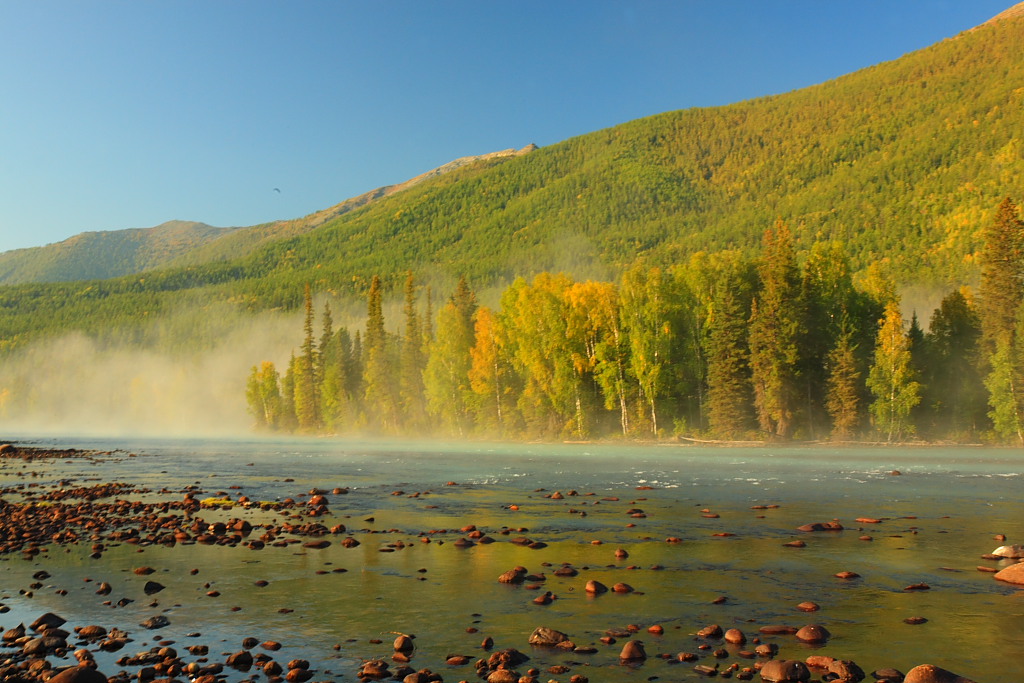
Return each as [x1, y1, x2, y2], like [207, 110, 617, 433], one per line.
[2, 13, 1024, 351]
[0, 221, 234, 285]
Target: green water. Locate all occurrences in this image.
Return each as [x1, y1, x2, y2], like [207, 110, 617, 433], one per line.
[0, 437, 1021, 682]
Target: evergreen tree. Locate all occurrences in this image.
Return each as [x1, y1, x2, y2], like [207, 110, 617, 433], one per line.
[978, 197, 1024, 353]
[867, 300, 920, 442]
[705, 278, 754, 439]
[922, 289, 986, 437]
[317, 300, 334, 386]
[399, 272, 427, 429]
[320, 327, 355, 432]
[294, 284, 320, 431]
[452, 275, 478, 331]
[363, 275, 399, 432]
[800, 241, 863, 438]
[749, 222, 803, 439]
[825, 329, 860, 440]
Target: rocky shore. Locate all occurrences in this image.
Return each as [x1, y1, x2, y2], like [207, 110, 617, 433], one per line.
[1, 442, 1018, 683]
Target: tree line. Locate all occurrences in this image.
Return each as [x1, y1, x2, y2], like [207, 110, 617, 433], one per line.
[246, 199, 1024, 444]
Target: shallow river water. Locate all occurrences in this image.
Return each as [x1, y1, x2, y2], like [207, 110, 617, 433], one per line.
[1, 436, 1022, 682]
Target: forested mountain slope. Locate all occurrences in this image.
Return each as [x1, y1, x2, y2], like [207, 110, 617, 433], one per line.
[2, 11, 1024, 351]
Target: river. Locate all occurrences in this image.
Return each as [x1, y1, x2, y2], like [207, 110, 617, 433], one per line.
[1, 436, 1021, 682]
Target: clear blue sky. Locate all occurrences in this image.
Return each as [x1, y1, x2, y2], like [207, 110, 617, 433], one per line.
[0, 1, 1015, 254]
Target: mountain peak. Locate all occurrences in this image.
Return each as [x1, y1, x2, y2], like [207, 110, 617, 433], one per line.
[982, 2, 1024, 26]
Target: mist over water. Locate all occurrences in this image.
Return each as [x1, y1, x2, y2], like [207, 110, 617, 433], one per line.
[0, 307, 308, 438]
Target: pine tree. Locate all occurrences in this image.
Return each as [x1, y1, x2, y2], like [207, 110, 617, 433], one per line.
[317, 301, 334, 386]
[320, 327, 354, 432]
[922, 289, 986, 437]
[978, 197, 1024, 353]
[294, 284, 320, 431]
[399, 272, 427, 429]
[705, 281, 753, 439]
[825, 330, 860, 440]
[867, 300, 920, 442]
[748, 221, 803, 439]
[363, 275, 399, 432]
[800, 241, 862, 438]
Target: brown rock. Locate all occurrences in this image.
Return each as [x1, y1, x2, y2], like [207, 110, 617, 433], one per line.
[796, 601, 820, 612]
[993, 562, 1024, 585]
[286, 669, 314, 683]
[394, 634, 415, 652]
[611, 582, 634, 593]
[46, 666, 110, 683]
[487, 670, 518, 683]
[903, 664, 977, 683]
[805, 655, 835, 669]
[797, 522, 844, 532]
[697, 624, 722, 638]
[794, 624, 830, 643]
[77, 625, 107, 639]
[584, 580, 607, 594]
[759, 659, 810, 682]
[528, 627, 569, 647]
[724, 628, 746, 644]
[618, 640, 646, 661]
[31, 612, 67, 632]
[828, 659, 865, 682]
[499, 568, 527, 584]
[227, 651, 254, 669]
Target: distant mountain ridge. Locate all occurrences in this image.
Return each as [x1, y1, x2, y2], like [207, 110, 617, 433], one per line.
[0, 145, 538, 285]
[0, 221, 235, 285]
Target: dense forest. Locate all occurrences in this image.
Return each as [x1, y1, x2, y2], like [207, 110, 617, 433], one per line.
[245, 198, 1024, 444]
[3, 13, 1024, 354]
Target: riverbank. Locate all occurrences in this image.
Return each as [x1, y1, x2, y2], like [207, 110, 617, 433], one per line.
[1, 440, 1020, 683]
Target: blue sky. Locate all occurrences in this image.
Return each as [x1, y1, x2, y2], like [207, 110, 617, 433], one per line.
[0, 1, 1015, 254]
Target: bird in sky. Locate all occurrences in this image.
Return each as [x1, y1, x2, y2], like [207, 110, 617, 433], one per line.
[273, 188, 281, 193]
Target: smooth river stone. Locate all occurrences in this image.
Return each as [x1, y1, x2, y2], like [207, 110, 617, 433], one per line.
[993, 562, 1024, 585]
